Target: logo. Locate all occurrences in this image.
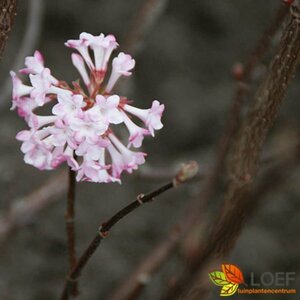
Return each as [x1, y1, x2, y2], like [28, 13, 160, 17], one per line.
[209, 264, 297, 296]
[209, 264, 244, 296]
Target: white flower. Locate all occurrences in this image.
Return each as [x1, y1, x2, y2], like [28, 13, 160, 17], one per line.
[124, 100, 165, 136]
[11, 32, 164, 183]
[106, 52, 135, 93]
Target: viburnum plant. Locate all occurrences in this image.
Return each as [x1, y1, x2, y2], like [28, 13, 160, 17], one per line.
[11, 32, 164, 183]
[10, 32, 174, 300]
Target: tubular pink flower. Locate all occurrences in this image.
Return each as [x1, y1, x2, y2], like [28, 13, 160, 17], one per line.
[24, 145, 53, 170]
[67, 33, 118, 79]
[106, 143, 125, 178]
[83, 33, 117, 71]
[11, 96, 38, 119]
[51, 146, 79, 170]
[75, 139, 109, 161]
[121, 111, 150, 148]
[20, 50, 45, 74]
[11, 32, 164, 183]
[98, 34, 118, 71]
[76, 159, 101, 182]
[69, 111, 107, 144]
[49, 123, 77, 149]
[124, 100, 165, 136]
[71, 53, 90, 87]
[105, 52, 135, 93]
[27, 115, 57, 130]
[29, 68, 58, 106]
[76, 158, 119, 183]
[16, 130, 53, 170]
[65, 36, 94, 70]
[10, 71, 33, 100]
[52, 93, 85, 118]
[108, 133, 146, 173]
[94, 95, 123, 125]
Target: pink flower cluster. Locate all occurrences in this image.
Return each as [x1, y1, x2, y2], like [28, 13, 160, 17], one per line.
[11, 33, 164, 183]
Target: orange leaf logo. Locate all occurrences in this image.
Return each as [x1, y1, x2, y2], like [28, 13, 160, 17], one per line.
[222, 264, 244, 284]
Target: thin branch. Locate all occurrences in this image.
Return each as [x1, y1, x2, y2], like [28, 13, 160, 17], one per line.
[183, 142, 300, 300]
[0, 151, 281, 248]
[65, 167, 78, 298]
[0, 0, 17, 59]
[0, 163, 201, 246]
[106, 150, 288, 300]
[108, 4, 289, 300]
[200, 2, 288, 210]
[0, 0, 44, 107]
[135, 163, 208, 182]
[59, 161, 198, 300]
[240, 3, 288, 80]
[162, 2, 300, 298]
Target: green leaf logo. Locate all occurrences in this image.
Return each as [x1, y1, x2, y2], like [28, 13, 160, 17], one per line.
[208, 271, 230, 286]
[208, 264, 243, 296]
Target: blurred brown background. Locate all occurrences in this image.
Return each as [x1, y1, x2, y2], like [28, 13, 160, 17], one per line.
[0, 0, 299, 299]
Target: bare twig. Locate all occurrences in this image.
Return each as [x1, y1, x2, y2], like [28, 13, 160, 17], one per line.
[0, 151, 277, 250]
[109, 5, 289, 300]
[0, 163, 201, 246]
[59, 161, 198, 300]
[239, 3, 288, 81]
[0, 0, 44, 107]
[0, 0, 17, 59]
[135, 162, 208, 182]
[0, 170, 67, 244]
[65, 167, 78, 298]
[198, 2, 288, 212]
[183, 142, 300, 300]
[0, 153, 280, 249]
[163, 2, 300, 298]
[107, 151, 286, 300]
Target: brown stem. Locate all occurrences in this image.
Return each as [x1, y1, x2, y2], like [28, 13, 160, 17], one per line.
[59, 162, 198, 300]
[60, 183, 173, 300]
[65, 167, 78, 298]
[242, 3, 288, 79]
[163, 2, 300, 298]
[207, 2, 288, 201]
[0, 0, 17, 58]
[0, 152, 278, 247]
[107, 149, 291, 300]
[114, 5, 288, 300]
[183, 142, 300, 300]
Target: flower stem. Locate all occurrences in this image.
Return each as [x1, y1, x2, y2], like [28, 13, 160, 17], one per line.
[65, 166, 78, 298]
[59, 161, 198, 300]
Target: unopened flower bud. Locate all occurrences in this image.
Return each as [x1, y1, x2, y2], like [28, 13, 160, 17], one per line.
[173, 161, 199, 186]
